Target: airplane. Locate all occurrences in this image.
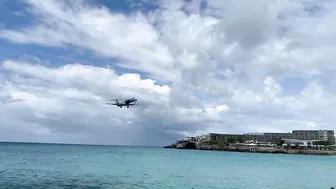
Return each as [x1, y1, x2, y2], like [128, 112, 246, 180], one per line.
[106, 97, 137, 108]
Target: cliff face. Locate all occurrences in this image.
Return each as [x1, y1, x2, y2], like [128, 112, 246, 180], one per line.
[164, 141, 229, 150]
[164, 141, 197, 149]
[196, 142, 229, 151]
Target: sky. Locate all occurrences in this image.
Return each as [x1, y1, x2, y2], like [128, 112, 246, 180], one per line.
[1, 0, 336, 146]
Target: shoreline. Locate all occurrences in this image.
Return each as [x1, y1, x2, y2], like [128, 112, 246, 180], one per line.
[164, 142, 336, 156]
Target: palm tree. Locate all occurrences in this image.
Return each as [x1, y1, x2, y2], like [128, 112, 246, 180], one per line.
[295, 144, 300, 150]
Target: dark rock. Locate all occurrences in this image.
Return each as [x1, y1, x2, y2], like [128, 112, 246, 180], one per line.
[163, 142, 197, 149]
[182, 142, 197, 149]
[163, 143, 177, 148]
[176, 142, 197, 149]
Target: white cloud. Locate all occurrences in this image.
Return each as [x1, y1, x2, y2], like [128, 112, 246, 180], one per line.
[1, 0, 336, 145]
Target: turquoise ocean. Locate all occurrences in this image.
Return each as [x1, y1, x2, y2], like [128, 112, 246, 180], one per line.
[0, 142, 335, 189]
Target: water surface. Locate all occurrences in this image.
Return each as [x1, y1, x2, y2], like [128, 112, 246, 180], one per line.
[0, 142, 335, 189]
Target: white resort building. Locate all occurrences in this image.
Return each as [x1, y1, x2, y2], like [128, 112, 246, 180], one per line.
[281, 139, 325, 150]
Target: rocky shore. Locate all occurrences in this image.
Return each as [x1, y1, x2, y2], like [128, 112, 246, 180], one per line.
[164, 141, 336, 156]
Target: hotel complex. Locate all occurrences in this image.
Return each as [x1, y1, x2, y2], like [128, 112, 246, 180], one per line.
[179, 129, 335, 145]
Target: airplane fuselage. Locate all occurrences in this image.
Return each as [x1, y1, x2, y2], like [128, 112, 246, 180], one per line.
[124, 98, 137, 104]
[107, 97, 137, 108]
[116, 102, 135, 108]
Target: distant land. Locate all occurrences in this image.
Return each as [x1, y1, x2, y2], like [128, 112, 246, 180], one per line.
[164, 141, 336, 156]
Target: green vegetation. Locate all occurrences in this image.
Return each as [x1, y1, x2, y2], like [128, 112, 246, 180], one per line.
[236, 139, 244, 143]
[227, 138, 235, 144]
[277, 140, 285, 147]
[312, 141, 330, 146]
[201, 140, 229, 146]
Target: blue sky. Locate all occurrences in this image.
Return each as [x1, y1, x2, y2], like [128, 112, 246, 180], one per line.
[1, 0, 336, 145]
[0, 0, 137, 73]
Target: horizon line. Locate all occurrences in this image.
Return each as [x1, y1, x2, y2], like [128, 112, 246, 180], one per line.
[0, 141, 163, 148]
